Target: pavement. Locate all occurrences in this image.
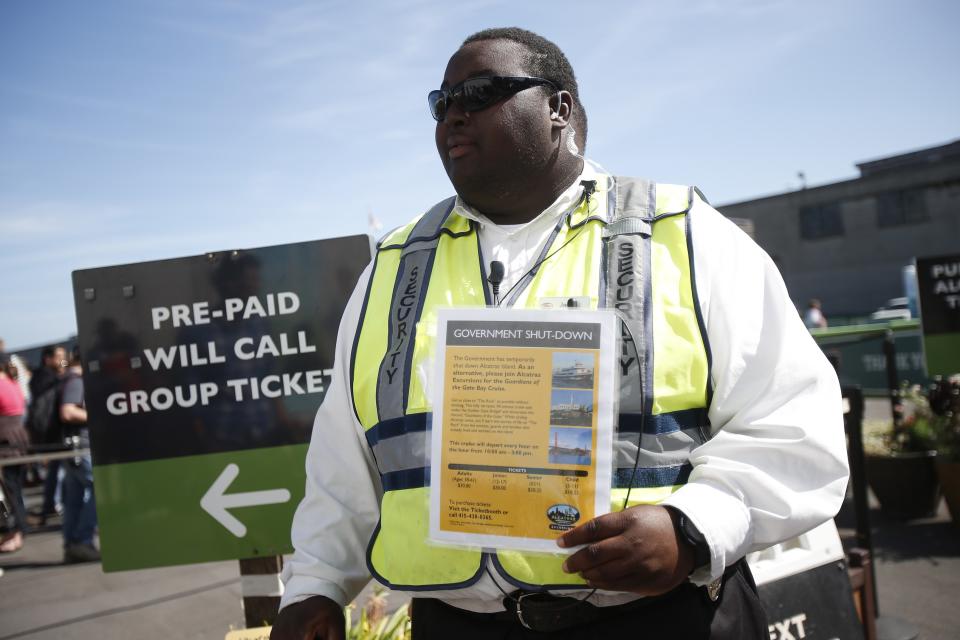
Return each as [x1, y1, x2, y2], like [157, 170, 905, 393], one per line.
[868, 502, 960, 640]
[1, 399, 957, 639]
[0, 513, 244, 640]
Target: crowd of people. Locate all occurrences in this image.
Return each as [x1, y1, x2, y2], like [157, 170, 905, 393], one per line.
[0, 340, 99, 563]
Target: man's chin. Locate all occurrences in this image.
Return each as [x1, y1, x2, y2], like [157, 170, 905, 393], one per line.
[445, 166, 515, 211]
[446, 168, 485, 199]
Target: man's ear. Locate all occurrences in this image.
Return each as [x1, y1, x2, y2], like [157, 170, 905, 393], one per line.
[549, 90, 574, 129]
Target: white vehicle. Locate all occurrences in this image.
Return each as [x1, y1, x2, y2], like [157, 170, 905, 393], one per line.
[869, 297, 912, 321]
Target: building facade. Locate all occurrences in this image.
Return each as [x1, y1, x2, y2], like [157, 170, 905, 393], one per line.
[717, 139, 960, 318]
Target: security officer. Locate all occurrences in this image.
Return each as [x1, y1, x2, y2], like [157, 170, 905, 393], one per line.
[272, 27, 848, 640]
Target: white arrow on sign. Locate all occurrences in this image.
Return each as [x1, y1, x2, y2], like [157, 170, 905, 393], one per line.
[201, 463, 291, 537]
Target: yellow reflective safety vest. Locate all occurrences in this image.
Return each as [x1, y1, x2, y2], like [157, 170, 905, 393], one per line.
[351, 176, 712, 591]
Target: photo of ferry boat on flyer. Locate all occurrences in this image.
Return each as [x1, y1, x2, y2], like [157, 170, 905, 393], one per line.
[551, 351, 595, 390]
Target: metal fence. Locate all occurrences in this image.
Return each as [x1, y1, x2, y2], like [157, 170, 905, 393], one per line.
[812, 320, 930, 397]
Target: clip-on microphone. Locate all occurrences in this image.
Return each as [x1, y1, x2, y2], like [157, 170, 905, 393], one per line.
[580, 180, 597, 208]
[488, 261, 505, 306]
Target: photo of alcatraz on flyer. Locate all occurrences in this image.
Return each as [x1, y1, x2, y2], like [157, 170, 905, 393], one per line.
[429, 308, 615, 554]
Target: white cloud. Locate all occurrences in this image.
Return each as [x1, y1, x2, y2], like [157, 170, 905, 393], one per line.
[0, 85, 164, 119]
[3, 117, 201, 154]
[268, 103, 356, 132]
[0, 201, 127, 237]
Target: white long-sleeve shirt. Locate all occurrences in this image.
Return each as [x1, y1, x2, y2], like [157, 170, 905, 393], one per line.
[280, 163, 849, 613]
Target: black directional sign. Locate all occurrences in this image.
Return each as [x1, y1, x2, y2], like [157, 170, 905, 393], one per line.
[72, 236, 371, 571]
[916, 253, 960, 375]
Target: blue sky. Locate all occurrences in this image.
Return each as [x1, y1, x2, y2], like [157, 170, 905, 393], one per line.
[2, 0, 958, 350]
[551, 427, 592, 451]
[552, 351, 592, 371]
[551, 389, 593, 409]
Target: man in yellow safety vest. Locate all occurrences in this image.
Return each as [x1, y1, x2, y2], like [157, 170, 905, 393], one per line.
[272, 27, 848, 639]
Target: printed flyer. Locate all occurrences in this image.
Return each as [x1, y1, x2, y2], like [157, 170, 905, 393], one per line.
[429, 308, 615, 553]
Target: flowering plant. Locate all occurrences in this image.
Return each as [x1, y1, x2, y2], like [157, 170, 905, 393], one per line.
[345, 586, 411, 640]
[864, 382, 940, 455]
[927, 375, 960, 461]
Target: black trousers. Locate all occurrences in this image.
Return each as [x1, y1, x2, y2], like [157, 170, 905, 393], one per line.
[411, 561, 768, 640]
[1, 464, 27, 534]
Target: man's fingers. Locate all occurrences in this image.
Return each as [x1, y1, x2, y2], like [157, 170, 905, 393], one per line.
[557, 510, 631, 548]
[578, 554, 640, 583]
[324, 619, 346, 640]
[270, 595, 344, 640]
[582, 574, 681, 597]
[562, 536, 632, 574]
[578, 576, 659, 595]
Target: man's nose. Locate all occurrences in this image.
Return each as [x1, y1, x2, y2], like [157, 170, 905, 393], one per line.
[443, 101, 470, 127]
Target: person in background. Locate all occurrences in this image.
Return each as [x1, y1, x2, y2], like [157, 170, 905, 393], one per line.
[27, 345, 67, 525]
[0, 352, 29, 553]
[8, 353, 31, 410]
[803, 298, 828, 329]
[28, 345, 66, 400]
[59, 347, 100, 563]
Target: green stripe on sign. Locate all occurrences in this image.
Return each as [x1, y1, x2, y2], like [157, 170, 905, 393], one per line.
[924, 333, 960, 377]
[93, 444, 308, 572]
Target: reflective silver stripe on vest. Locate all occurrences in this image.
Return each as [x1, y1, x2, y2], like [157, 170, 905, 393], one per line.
[614, 427, 707, 469]
[375, 198, 454, 422]
[604, 177, 654, 415]
[372, 431, 430, 475]
[604, 178, 709, 485]
[369, 416, 704, 480]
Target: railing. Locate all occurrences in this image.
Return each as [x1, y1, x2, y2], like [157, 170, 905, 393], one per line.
[811, 319, 929, 397]
[0, 438, 91, 468]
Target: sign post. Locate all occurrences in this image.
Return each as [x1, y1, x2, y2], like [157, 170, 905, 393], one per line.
[238, 555, 285, 629]
[71, 236, 370, 573]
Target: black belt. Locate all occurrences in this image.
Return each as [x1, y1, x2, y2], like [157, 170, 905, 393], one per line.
[428, 562, 742, 634]
[501, 590, 655, 633]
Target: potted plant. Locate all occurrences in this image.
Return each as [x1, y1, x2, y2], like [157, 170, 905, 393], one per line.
[928, 375, 960, 526]
[864, 383, 941, 519]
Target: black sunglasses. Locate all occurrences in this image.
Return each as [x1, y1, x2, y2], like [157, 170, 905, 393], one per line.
[428, 76, 558, 122]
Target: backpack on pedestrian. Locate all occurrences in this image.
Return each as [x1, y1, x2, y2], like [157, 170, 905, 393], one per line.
[25, 377, 62, 445]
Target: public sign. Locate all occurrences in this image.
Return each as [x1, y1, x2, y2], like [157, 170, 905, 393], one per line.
[72, 236, 371, 571]
[916, 253, 960, 376]
[759, 561, 864, 640]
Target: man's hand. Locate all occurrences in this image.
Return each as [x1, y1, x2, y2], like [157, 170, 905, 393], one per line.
[556, 504, 694, 595]
[270, 595, 345, 640]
